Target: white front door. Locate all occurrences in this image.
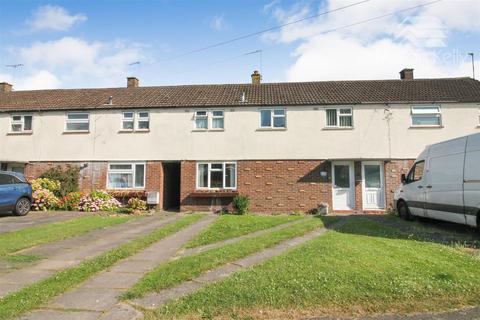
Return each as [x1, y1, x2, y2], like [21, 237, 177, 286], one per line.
[362, 161, 385, 210]
[332, 161, 355, 211]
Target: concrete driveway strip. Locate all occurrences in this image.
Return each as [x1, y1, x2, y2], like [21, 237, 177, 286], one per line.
[19, 214, 217, 320]
[0, 214, 179, 298]
[0, 211, 80, 233]
[131, 225, 329, 310]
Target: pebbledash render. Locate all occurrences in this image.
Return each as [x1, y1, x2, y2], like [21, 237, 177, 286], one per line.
[1, 69, 480, 213]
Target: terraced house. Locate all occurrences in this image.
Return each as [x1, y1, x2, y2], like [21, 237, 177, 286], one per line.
[1, 69, 480, 213]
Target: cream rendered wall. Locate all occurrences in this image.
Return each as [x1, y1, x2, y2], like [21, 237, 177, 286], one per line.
[0, 103, 479, 162]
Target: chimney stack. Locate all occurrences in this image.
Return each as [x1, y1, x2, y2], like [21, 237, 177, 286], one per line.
[399, 68, 414, 80]
[251, 70, 261, 84]
[0, 82, 13, 92]
[127, 77, 139, 88]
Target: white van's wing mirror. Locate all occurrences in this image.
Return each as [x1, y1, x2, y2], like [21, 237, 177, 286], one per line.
[401, 174, 407, 184]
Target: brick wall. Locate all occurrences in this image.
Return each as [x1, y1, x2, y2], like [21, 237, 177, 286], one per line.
[384, 159, 415, 210]
[180, 160, 332, 213]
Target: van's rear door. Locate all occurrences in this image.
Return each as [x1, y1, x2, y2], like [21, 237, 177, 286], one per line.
[464, 133, 480, 227]
[425, 136, 467, 224]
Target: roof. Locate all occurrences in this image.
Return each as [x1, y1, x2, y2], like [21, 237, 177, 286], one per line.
[1, 77, 480, 112]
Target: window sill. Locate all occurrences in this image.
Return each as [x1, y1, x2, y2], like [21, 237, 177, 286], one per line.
[62, 131, 90, 134]
[118, 129, 150, 134]
[409, 125, 444, 129]
[191, 129, 225, 132]
[190, 190, 238, 198]
[6, 131, 33, 136]
[256, 127, 287, 131]
[322, 127, 354, 130]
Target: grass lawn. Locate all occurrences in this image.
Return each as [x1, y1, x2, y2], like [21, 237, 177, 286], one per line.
[152, 217, 480, 319]
[122, 216, 324, 300]
[0, 214, 203, 320]
[185, 214, 302, 248]
[0, 215, 132, 257]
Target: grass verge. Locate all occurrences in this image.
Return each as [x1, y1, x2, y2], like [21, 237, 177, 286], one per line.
[153, 218, 480, 319]
[3, 254, 42, 268]
[122, 216, 324, 300]
[0, 214, 203, 320]
[0, 215, 132, 257]
[185, 214, 302, 248]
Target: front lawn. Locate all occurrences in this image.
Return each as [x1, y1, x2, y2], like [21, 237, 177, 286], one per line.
[185, 214, 302, 248]
[122, 217, 324, 300]
[152, 218, 480, 319]
[0, 215, 132, 257]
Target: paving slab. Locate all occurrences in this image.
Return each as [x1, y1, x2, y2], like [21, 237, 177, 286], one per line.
[0, 211, 80, 233]
[22, 214, 217, 319]
[178, 217, 307, 257]
[0, 214, 179, 298]
[131, 225, 329, 310]
[19, 310, 101, 320]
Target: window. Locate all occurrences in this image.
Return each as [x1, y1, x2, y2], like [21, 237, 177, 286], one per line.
[10, 115, 32, 133]
[66, 112, 89, 131]
[326, 107, 353, 128]
[196, 162, 236, 189]
[122, 111, 149, 131]
[260, 109, 286, 129]
[107, 163, 145, 189]
[212, 110, 224, 129]
[195, 110, 208, 129]
[0, 173, 21, 185]
[411, 106, 441, 126]
[406, 161, 425, 183]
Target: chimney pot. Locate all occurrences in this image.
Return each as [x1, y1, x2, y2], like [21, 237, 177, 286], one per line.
[0, 82, 13, 92]
[251, 70, 261, 84]
[127, 77, 139, 88]
[400, 68, 414, 80]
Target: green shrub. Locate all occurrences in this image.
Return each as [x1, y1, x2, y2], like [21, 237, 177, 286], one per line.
[232, 195, 250, 215]
[31, 178, 61, 193]
[40, 166, 80, 197]
[58, 192, 83, 211]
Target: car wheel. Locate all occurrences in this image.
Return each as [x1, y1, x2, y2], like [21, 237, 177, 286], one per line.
[398, 201, 412, 221]
[14, 197, 31, 216]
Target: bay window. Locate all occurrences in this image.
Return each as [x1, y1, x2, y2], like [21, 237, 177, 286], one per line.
[11, 115, 32, 132]
[107, 163, 145, 189]
[411, 105, 442, 126]
[326, 107, 353, 128]
[196, 162, 236, 189]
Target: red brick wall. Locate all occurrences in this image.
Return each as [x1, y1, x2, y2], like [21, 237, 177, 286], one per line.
[180, 160, 332, 213]
[384, 159, 415, 210]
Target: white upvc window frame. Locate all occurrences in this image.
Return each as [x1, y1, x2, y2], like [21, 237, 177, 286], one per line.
[196, 162, 237, 190]
[411, 105, 442, 127]
[106, 162, 146, 189]
[211, 110, 224, 130]
[194, 110, 208, 130]
[121, 111, 150, 131]
[259, 108, 286, 129]
[122, 111, 135, 131]
[10, 114, 33, 133]
[65, 112, 90, 132]
[325, 107, 353, 128]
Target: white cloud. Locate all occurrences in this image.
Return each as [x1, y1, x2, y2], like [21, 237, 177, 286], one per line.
[26, 5, 87, 32]
[265, 0, 480, 81]
[4, 37, 145, 89]
[209, 15, 228, 31]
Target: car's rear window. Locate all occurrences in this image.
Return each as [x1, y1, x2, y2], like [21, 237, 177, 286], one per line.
[0, 174, 21, 185]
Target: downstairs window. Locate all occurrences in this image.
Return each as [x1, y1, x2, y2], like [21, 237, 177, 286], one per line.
[196, 162, 236, 189]
[107, 163, 145, 189]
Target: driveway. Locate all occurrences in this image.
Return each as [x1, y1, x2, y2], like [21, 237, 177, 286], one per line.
[0, 211, 80, 233]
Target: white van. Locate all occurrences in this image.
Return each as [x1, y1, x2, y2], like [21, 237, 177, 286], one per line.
[394, 133, 480, 228]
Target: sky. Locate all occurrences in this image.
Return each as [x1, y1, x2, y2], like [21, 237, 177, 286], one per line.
[0, 0, 479, 90]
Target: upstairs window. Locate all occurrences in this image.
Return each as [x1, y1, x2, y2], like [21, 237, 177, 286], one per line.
[122, 111, 150, 131]
[260, 109, 286, 129]
[411, 106, 441, 126]
[107, 163, 145, 189]
[326, 107, 353, 128]
[66, 112, 89, 132]
[11, 115, 32, 133]
[197, 162, 236, 189]
[194, 110, 224, 130]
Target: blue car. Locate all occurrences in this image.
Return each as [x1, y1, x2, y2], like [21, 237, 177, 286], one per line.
[0, 171, 33, 216]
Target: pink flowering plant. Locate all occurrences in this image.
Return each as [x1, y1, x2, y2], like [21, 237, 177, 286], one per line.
[32, 189, 60, 211]
[127, 197, 147, 211]
[77, 190, 121, 212]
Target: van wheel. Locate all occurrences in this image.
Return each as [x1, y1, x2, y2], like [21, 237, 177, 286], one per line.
[14, 197, 31, 216]
[398, 201, 413, 221]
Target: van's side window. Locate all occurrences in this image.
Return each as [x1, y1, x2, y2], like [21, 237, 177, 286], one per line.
[406, 161, 425, 183]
